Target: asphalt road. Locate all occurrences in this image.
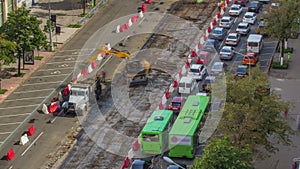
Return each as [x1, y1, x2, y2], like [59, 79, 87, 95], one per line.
[0, 0, 150, 168]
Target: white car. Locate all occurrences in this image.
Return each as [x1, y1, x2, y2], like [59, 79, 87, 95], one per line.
[219, 16, 234, 28]
[236, 22, 250, 35]
[242, 12, 257, 24]
[225, 33, 241, 46]
[229, 4, 242, 16]
[219, 46, 235, 60]
[178, 76, 197, 94]
[188, 64, 207, 81]
[211, 62, 227, 76]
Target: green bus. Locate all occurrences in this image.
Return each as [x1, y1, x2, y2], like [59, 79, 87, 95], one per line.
[139, 110, 173, 155]
[168, 95, 210, 158]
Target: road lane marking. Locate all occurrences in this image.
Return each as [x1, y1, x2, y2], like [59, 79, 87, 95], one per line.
[23, 81, 62, 86]
[38, 67, 73, 72]
[29, 73, 70, 79]
[0, 122, 22, 126]
[0, 113, 31, 118]
[4, 96, 45, 102]
[14, 88, 53, 94]
[0, 105, 39, 110]
[21, 131, 44, 156]
[46, 60, 78, 64]
[0, 132, 12, 135]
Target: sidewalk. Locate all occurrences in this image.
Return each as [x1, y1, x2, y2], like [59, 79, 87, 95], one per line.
[255, 36, 300, 169]
[0, 0, 97, 103]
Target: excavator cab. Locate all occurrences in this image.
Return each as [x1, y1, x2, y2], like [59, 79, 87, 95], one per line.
[105, 48, 131, 60]
[126, 59, 151, 87]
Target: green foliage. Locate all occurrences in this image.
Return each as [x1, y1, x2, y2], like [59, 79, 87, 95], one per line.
[265, 0, 300, 59]
[219, 66, 293, 157]
[79, 13, 86, 17]
[192, 137, 253, 169]
[43, 20, 55, 33]
[0, 6, 47, 52]
[67, 24, 81, 28]
[0, 34, 17, 66]
[0, 89, 8, 94]
[34, 56, 44, 60]
[272, 61, 289, 69]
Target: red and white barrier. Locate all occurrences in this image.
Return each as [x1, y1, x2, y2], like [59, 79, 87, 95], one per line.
[6, 149, 15, 161]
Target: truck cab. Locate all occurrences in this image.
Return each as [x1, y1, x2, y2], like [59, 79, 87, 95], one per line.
[68, 84, 92, 115]
[168, 97, 184, 114]
[178, 76, 197, 94]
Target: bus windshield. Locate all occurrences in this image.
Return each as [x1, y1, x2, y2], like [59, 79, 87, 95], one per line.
[143, 134, 159, 142]
[248, 42, 258, 46]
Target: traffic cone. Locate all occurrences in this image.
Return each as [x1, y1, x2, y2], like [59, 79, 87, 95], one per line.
[6, 149, 15, 161]
[159, 101, 163, 110]
[178, 70, 182, 78]
[173, 79, 178, 87]
[147, 0, 152, 4]
[191, 49, 196, 58]
[165, 89, 170, 99]
[217, 11, 221, 19]
[213, 18, 217, 26]
[141, 3, 146, 13]
[207, 25, 212, 33]
[185, 59, 190, 68]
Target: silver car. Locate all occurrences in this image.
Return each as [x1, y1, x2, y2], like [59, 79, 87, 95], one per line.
[219, 16, 234, 28]
[219, 46, 235, 60]
[225, 33, 241, 46]
[236, 22, 250, 35]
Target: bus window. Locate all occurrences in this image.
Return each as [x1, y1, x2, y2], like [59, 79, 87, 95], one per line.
[143, 134, 159, 142]
[248, 42, 258, 47]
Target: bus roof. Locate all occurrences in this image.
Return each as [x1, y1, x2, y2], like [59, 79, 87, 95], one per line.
[169, 95, 210, 136]
[247, 34, 263, 42]
[141, 110, 173, 134]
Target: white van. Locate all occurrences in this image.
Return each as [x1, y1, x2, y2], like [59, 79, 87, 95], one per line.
[246, 34, 263, 53]
[178, 76, 197, 94]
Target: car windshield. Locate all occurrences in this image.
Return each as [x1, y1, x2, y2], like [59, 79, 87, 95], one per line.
[199, 54, 206, 59]
[248, 42, 258, 46]
[227, 35, 236, 39]
[245, 15, 253, 18]
[172, 102, 181, 107]
[190, 68, 199, 73]
[238, 25, 247, 29]
[250, 2, 258, 7]
[212, 64, 222, 70]
[237, 67, 246, 74]
[221, 19, 229, 22]
[221, 48, 231, 53]
[245, 56, 254, 60]
[231, 7, 239, 10]
[213, 30, 222, 34]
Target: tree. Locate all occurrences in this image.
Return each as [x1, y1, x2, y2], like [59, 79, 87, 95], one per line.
[264, 0, 300, 65]
[0, 34, 17, 69]
[192, 137, 253, 169]
[219, 67, 294, 157]
[0, 6, 47, 75]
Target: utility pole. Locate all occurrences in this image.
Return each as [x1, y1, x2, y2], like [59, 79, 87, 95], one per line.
[48, 0, 54, 51]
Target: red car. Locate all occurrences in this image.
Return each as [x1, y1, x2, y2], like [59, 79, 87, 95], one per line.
[248, 1, 261, 13]
[198, 51, 210, 65]
[234, 0, 248, 7]
[168, 97, 184, 114]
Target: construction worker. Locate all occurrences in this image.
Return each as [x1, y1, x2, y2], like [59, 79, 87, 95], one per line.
[101, 70, 106, 83]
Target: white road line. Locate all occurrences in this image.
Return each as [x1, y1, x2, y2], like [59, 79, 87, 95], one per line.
[4, 96, 45, 102]
[14, 88, 53, 94]
[0, 113, 31, 118]
[0, 122, 22, 126]
[23, 81, 62, 86]
[21, 131, 44, 156]
[0, 132, 12, 135]
[29, 73, 70, 79]
[38, 67, 73, 72]
[263, 41, 277, 44]
[0, 104, 39, 110]
[46, 60, 78, 64]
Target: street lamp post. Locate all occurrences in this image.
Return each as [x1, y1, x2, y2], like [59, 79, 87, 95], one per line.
[48, 0, 54, 51]
[232, 50, 251, 80]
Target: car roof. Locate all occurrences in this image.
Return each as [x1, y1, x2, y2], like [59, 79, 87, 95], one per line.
[231, 4, 241, 8]
[245, 12, 255, 16]
[221, 16, 231, 20]
[238, 22, 249, 26]
[180, 76, 194, 82]
[221, 46, 233, 49]
[199, 51, 209, 55]
[190, 64, 204, 69]
[213, 62, 224, 66]
[238, 65, 248, 68]
[172, 96, 183, 102]
[228, 32, 238, 36]
[207, 38, 215, 42]
[214, 27, 223, 30]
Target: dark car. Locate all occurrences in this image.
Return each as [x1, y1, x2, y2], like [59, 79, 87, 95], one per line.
[234, 65, 248, 78]
[130, 160, 147, 169]
[203, 39, 217, 52]
[234, 0, 248, 6]
[210, 27, 227, 40]
[248, 1, 261, 13]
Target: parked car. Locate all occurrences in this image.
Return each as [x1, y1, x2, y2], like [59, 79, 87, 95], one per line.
[242, 12, 257, 24]
[236, 22, 250, 35]
[234, 0, 248, 6]
[210, 27, 227, 40]
[188, 64, 208, 81]
[242, 52, 259, 66]
[219, 16, 234, 28]
[178, 76, 197, 94]
[168, 96, 185, 114]
[211, 62, 227, 76]
[219, 46, 235, 60]
[225, 33, 241, 46]
[248, 1, 261, 13]
[234, 65, 248, 78]
[198, 51, 211, 65]
[229, 4, 243, 16]
[203, 39, 218, 52]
